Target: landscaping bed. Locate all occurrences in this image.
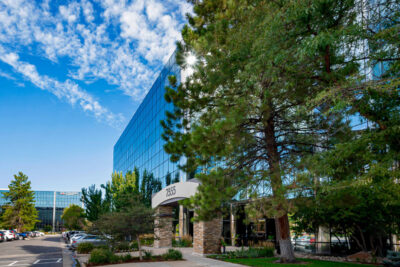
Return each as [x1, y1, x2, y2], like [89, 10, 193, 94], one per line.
[84, 248, 183, 266]
[220, 258, 378, 267]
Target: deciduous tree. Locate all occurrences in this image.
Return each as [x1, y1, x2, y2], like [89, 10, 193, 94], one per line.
[61, 204, 85, 230]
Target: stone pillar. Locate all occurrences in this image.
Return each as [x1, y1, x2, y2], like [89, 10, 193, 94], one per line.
[230, 204, 236, 246]
[154, 206, 173, 248]
[193, 215, 223, 255]
[316, 226, 330, 254]
[178, 205, 185, 238]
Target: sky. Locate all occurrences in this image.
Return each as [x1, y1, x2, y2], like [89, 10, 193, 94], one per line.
[0, 0, 192, 191]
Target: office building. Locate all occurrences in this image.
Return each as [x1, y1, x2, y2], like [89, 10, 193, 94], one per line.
[113, 51, 186, 186]
[0, 189, 82, 231]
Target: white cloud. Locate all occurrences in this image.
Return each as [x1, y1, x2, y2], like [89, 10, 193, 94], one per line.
[0, 45, 124, 128]
[0, 0, 192, 125]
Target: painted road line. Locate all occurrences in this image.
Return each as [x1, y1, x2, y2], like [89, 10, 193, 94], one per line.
[33, 260, 40, 264]
[7, 262, 17, 266]
[56, 258, 62, 263]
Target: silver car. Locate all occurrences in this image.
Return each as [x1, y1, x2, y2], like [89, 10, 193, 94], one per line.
[70, 235, 107, 250]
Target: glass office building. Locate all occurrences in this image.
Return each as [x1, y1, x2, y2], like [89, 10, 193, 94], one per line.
[0, 189, 82, 231]
[113, 51, 186, 187]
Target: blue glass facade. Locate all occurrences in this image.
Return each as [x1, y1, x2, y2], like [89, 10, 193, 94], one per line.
[0, 189, 82, 231]
[113, 51, 185, 188]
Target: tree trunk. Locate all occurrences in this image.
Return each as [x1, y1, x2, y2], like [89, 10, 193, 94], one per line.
[276, 214, 296, 263]
[137, 236, 142, 261]
[263, 104, 296, 263]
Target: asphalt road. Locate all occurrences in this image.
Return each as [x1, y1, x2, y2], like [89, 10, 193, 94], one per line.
[0, 235, 63, 267]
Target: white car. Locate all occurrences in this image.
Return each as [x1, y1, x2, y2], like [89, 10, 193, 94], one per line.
[70, 233, 87, 244]
[34, 231, 45, 236]
[1, 230, 15, 241]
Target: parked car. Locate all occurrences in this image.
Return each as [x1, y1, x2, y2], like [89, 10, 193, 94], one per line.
[0, 231, 4, 242]
[34, 231, 44, 237]
[10, 230, 19, 240]
[66, 231, 85, 242]
[70, 235, 107, 250]
[1, 230, 15, 241]
[18, 232, 29, 240]
[69, 233, 86, 244]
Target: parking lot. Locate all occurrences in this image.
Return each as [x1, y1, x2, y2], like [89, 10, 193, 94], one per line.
[0, 235, 63, 266]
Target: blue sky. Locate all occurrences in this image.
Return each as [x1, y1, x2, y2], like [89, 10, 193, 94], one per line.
[0, 0, 191, 191]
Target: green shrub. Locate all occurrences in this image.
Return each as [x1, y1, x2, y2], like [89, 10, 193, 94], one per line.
[227, 247, 274, 259]
[141, 238, 154, 246]
[121, 254, 132, 261]
[130, 241, 138, 250]
[162, 249, 183, 260]
[143, 250, 153, 260]
[172, 235, 192, 247]
[77, 242, 94, 254]
[115, 241, 130, 252]
[88, 248, 113, 264]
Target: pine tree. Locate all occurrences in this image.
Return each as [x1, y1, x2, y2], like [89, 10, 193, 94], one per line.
[1, 172, 38, 232]
[161, 0, 369, 262]
[165, 172, 172, 186]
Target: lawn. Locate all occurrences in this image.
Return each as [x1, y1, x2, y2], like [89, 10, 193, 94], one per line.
[223, 257, 374, 267]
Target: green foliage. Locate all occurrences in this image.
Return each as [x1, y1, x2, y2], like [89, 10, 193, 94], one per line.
[139, 169, 162, 207]
[222, 257, 367, 266]
[162, 249, 183, 260]
[77, 242, 94, 254]
[90, 196, 154, 255]
[130, 241, 138, 251]
[115, 241, 130, 252]
[172, 235, 192, 247]
[143, 250, 153, 260]
[43, 225, 52, 232]
[88, 248, 114, 265]
[61, 204, 85, 230]
[165, 172, 172, 186]
[81, 184, 111, 222]
[140, 237, 154, 246]
[1, 172, 39, 232]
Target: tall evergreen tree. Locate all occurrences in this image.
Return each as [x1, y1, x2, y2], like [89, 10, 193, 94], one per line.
[1, 172, 38, 232]
[81, 184, 112, 222]
[161, 0, 369, 261]
[165, 172, 172, 186]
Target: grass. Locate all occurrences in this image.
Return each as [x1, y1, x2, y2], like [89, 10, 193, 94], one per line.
[223, 257, 374, 267]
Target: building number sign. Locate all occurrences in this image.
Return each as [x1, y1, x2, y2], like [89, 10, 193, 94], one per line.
[166, 186, 176, 197]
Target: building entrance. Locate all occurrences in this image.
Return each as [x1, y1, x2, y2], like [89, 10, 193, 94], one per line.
[152, 180, 222, 255]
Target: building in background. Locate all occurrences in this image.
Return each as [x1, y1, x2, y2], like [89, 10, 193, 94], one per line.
[0, 189, 82, 232]
[113, 51, 186, 187]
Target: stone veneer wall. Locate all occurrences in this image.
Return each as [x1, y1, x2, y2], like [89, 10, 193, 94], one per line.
[193, 216, 223, 255]
[154, 205, 173, 248]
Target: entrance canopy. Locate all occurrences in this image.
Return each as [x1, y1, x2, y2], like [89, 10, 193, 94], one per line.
[151, 180, 199, 209]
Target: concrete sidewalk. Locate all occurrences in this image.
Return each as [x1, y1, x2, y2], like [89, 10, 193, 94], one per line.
[76, 247, 245, 267]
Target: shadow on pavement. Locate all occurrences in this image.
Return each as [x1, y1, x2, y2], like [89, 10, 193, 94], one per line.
[20, 245, 62, 257]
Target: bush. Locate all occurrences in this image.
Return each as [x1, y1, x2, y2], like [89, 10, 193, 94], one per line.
[172, 235, 192, 247]
[141, 238, 154, 246]
[214, 247, 274, 259]
[77, 242, 94, 254]
[88, 248, 113, 265]
[162, 249, 183, 260]
[115, 241, 130, 252]
[130, 241, 138, 250]
[143, 250, 153, 260]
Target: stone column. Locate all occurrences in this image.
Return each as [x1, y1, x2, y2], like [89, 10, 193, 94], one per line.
[178, 205, 185, 239]
[154, 206, 173, 248]
[316, 226, 330, 254]
[230, 204, 236, 246]
[193, 215, 223, 255]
